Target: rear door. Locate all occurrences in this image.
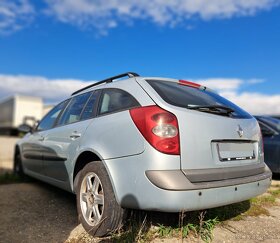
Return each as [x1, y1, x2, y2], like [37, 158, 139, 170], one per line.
[42, 91, 99, 181]
[21, 132, 44, 174]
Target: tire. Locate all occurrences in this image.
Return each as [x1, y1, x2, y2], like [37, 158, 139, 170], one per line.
[76, 161, 126, 237]
[13, 151, 25, 179]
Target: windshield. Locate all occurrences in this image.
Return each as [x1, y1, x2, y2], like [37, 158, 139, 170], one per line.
[147, 80, 252, 119]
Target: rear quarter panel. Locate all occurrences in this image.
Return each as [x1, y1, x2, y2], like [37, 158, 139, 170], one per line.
[78, 78, 156, 160]
[80, 110, 145, 159]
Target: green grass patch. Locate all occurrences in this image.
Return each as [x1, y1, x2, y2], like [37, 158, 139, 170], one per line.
[110, 211, 219, 243]
[251, 194, 276, 206]
[239, 192, 279, 218]
[269, 189, 280, 198]
[0, 172, 22, 184]
[206, 190, 279, 222]
[110, 212, 155, 243]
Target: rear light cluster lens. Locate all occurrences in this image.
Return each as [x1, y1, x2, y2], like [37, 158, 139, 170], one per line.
[152, 124, 178, 138]
[129, 106, 180, 155]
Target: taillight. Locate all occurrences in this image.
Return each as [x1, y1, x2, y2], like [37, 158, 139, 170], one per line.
[179, 80, 201, 89]
[129, 106, 180, 155]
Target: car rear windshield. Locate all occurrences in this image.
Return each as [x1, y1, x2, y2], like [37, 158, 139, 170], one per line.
[147, 80, 252, 119]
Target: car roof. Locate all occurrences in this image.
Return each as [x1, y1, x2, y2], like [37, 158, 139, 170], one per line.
[70, 74, 181, 98]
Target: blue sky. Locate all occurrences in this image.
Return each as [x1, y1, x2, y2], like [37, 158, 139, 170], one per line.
[0, 0, 280, 114]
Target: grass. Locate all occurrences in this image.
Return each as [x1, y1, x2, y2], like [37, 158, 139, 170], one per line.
[0, 171, 33, 184]
[0, 172, 22, 184]
[269, 189, 280, 197]
[155, 211, 219, 242]
[107, 184, 280, 243]
[109, 211, 154, 242]
[107, 210, 220, 243]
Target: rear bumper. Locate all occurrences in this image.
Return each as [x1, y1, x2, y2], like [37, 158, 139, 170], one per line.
[146, 163, 271, 190]
[104, 151, 272, 212]
[140, 177, 271, 212]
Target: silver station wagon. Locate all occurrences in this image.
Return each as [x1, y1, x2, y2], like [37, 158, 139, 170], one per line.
[15, 72, 272, 236]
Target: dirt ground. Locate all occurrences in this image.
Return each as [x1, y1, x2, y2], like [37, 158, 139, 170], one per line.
[0, 181, 78, 243]
[0, 180, 280, 243]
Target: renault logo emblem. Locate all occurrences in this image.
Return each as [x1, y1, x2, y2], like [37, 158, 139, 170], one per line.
[237, 125, 244, 138]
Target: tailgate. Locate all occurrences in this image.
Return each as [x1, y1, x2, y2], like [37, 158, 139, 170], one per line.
[136, 78, 264, 173]
[175, 109, 262, 170]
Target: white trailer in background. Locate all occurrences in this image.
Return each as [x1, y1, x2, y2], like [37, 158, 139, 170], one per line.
[0, 95, 43, 135]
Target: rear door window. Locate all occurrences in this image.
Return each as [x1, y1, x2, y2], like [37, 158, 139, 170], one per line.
[147, 80, 252, 119]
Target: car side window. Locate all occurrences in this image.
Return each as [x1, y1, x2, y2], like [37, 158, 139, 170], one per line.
[259, 122, 275, 137]
[57, 92, 91, 126]
[80, 91, 99, 121]
[98, 89, 140, 115]
[37, 100, 69, 131]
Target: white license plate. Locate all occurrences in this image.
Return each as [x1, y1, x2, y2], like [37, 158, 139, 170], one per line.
[217, 142, 255, 161]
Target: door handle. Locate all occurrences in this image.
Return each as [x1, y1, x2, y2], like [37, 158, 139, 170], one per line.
[38, 136, 45, 141]
[70, 132, 81, 139]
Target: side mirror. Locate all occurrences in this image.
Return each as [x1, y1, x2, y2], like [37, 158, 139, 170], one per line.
[33, 120, 40, 131]
[18, 124, 32, 133]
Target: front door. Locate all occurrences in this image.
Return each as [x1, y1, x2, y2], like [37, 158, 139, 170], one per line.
[21, 131, 44, 174]
[22, 99, 69, 176]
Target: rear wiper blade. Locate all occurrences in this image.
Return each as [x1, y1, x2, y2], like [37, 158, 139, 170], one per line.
[187, 105, 235, 114]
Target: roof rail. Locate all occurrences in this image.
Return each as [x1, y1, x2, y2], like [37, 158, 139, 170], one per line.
[71, 72, 140, 96]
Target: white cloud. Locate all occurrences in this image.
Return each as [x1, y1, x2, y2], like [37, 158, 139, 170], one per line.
[194, 78, 280, 115]
[198, 78, 243, 91]
[221, 91, 280, 115]
[247, 78, 265, 84]
[0, 0, 279, 35]
[0, 74, 279, 115]
[43, 0, 280, 33]
[0, 0, 34, 34]
[0, 74, 92, 103]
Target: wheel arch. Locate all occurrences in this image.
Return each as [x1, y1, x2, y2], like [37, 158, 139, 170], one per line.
[73, 150, 105, 193]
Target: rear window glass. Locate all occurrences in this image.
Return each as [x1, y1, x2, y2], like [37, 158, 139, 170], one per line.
[147, 80, 252, 119]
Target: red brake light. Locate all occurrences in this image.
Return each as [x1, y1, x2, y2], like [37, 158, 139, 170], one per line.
[129, 106, 180, 155]
[179, 80, 201, 89]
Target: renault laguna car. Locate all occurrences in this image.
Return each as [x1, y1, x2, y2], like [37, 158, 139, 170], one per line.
[14, 72, 272, 236]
